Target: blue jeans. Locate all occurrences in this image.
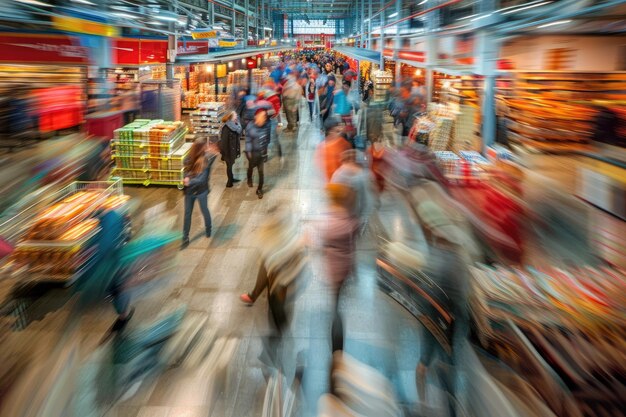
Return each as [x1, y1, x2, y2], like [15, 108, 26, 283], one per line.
[182, 191, 211, 241]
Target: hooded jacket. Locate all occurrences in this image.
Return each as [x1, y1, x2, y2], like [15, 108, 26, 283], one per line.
[245, 120, 271, 153]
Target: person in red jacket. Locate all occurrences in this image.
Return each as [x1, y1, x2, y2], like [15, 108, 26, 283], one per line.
[258, 88, 283, 163]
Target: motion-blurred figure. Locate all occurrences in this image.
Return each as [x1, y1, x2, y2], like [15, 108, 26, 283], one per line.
[282, 72, 303, 133]
[331, 150, 375, 232]
[413, 201, 470, 417]
[320, 183, 359, 353]
[239, 208, 308, 369]
[315, 119, 352, 183]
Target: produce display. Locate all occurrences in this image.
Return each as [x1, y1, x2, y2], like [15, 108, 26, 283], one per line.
[110, 119, 190, 187]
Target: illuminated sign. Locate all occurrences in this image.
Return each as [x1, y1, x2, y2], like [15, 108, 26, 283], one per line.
[52, 15, 119, 37]
[270, 40, 277, 46]
[216, 64, 227, 77]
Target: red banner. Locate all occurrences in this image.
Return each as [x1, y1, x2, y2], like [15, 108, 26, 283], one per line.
[0, 33, 89, 64]
[112, 38, 167, 65]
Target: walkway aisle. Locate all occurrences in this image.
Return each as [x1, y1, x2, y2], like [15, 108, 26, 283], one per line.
[105, 108, 426, 417]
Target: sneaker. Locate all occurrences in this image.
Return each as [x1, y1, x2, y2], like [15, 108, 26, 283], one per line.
[278, 122, 284, 127]
[180, 239, 189, 250]
[226, 182, 233, 188]
[206, 230, 211, 238]
[247, 181, 253, 188]
[256, 189, 263, 199]
[240, 293, 254, 305]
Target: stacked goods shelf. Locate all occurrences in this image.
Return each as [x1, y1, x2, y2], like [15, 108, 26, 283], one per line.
[190, 102, 226, 142]
[251, 69, 269, 92]
[6, 180, 129, 285]
[228, 70, 249, 87]
[371, 70, 393, 103]
[505, 71, 626, 152]
[110, 120, 189, 187]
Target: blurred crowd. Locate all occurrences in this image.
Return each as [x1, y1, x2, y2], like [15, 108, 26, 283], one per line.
[1, 49, 621, 417]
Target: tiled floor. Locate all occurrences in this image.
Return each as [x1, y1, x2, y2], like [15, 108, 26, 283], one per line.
[99, 115, 427, 417]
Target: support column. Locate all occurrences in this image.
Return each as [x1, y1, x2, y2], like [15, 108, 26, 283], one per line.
[245, 0, 250, 46]
[424, 3, 439, 102]
[232, 0, 236, 35]
[360, 0, 364, 47]
[367, 0, 372, 49]
[166, 34, 176, 79]
[209, 2, 215, 26]
[379, 3, 385, 69]
[476, 31, 499, 154]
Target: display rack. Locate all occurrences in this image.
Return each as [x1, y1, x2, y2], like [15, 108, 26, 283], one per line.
[110, 119, 189, 188]
[371, 70, 393, 103]
[504, 71, 626, 152]
[190, 102, 226, 143]
[0, 65, 87, 144]
[140, 79, 181, 122]
[5, 180, 125, 286]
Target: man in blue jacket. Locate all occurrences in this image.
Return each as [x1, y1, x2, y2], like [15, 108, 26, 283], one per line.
[245, 108, 271, 199]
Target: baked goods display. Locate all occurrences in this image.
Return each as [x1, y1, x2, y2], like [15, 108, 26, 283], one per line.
[8, 182, 129, 282]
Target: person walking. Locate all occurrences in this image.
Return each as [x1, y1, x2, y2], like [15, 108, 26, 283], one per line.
[315, 119, 352, 183]
[319, 183, 359, 353]
[239, 208, 309, 366]
[282, 73, 302, 133]
[330, 150, 375, 231]
[305, 79, 317, 122]
[182, 140, 217, 249]
[219, 111, 242, 188]
[245, 108, 271, 199]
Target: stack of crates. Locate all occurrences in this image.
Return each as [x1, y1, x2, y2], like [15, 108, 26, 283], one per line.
[110, 119, 190, 188]
[190, 102, 226, 144]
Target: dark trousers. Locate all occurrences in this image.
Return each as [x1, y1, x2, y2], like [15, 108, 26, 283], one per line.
[308, 101, 315, 120]
[284, 98, 298, 130]
[247, 151, 264, 191]
[182, 191, 211, 241]
[226, 161, 235, 185]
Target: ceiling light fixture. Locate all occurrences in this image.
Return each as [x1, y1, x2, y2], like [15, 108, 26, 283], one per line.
[499, 0, 544, 12]
[501, 1, 552, 15]
[113, 12, 136, 19]
[154, 15, 178, 22]
[471, 13, 492, 22]
[388, 12, 398, 18]
[72, 0, 96, 4]
[417, 0, 427, 5]
[537, 19, 571, 29]
[457, 13, 478, 21]
[15, 0, 52, 6]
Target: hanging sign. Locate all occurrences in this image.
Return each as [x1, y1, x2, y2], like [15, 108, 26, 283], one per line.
[191, 30, 220, 39]
[270, 40, 277, 46]
[52, 15, 119, 37]
[218, 39, 238, 48]
[246, 58, 257, 69]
